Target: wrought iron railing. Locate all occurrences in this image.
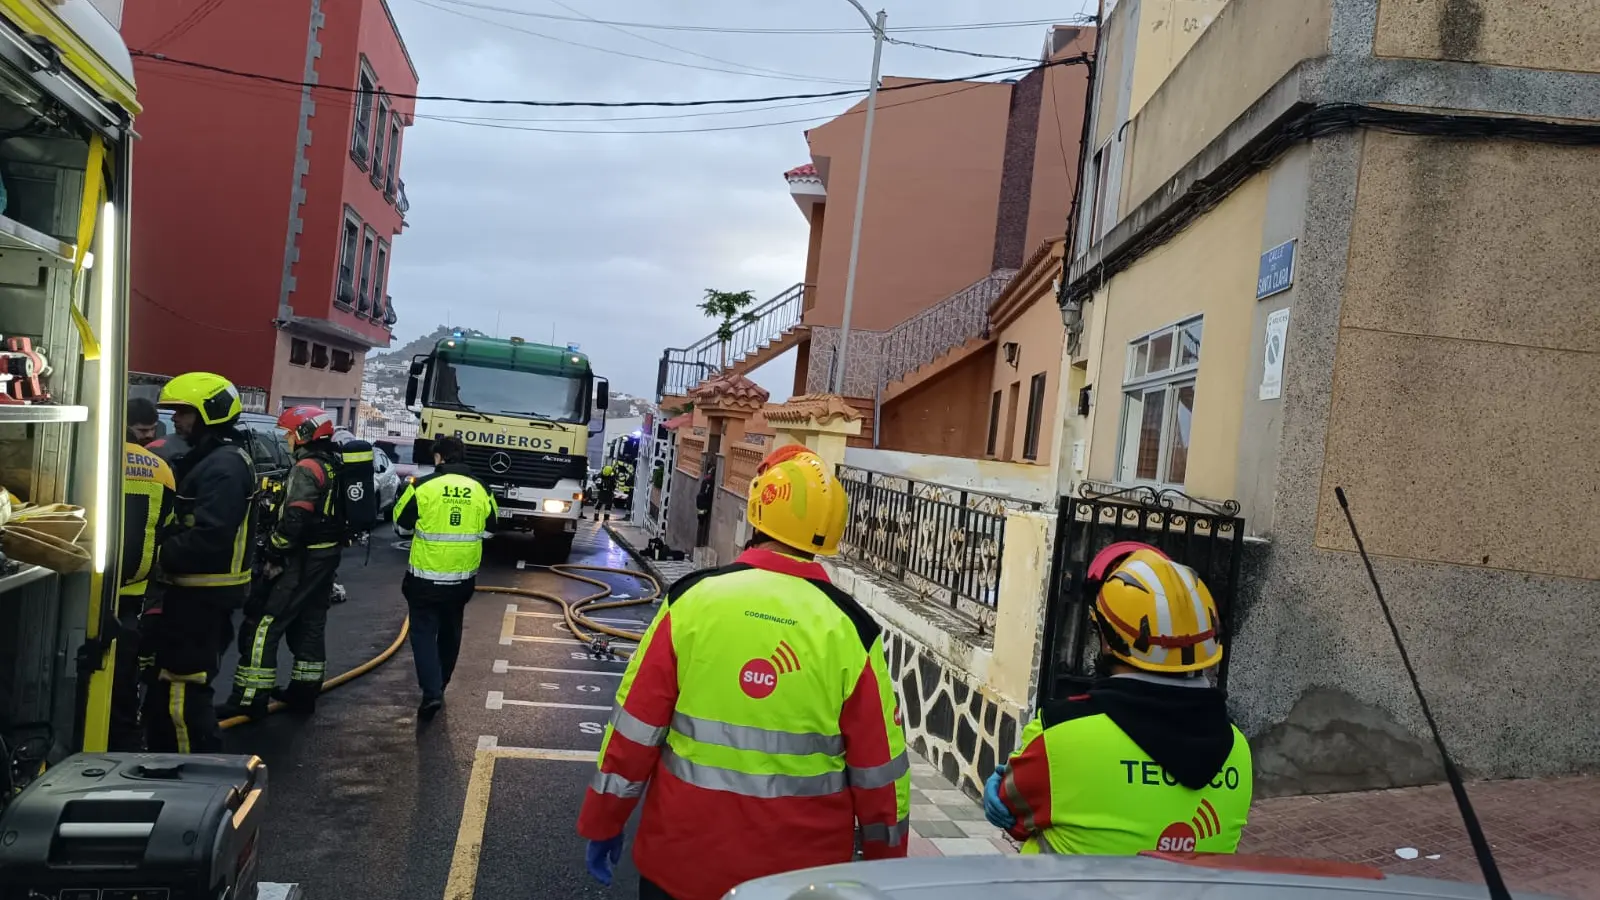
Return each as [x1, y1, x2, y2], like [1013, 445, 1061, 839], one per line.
[397, 179, 410, 215]
[877, 269, 1017, 390]
[1040, 483, 1245, 701]
[835, 464, 1041, 616]
[656, 283, 806, 399]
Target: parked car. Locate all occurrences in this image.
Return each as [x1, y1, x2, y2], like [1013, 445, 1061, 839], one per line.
[371, 445, 401, 519]
[153, 410, 293, 484]
[724, 855, 1564, 900]
[375, 439, 422, 481]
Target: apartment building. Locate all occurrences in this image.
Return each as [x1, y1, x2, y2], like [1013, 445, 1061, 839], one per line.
[123, 0, 417, 422]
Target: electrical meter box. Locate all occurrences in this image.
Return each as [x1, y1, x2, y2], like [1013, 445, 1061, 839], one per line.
[0, 753, 267, 900]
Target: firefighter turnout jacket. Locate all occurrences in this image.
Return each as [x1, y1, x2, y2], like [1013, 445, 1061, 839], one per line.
[576, 548, 912, 900]
[997, 674, 1252, 855]
[266, 442, 344, 559]
[157, 429, 257, 590]
[120, 442, 176, 599]
[394, 462, 496, 582]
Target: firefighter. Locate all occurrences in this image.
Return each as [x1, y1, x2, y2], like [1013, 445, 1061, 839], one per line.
[108, 404, 177, 751]
[393, 436, 495, 719]
[576, 444, 910, 900]
[593, 463, 616, 521]
[143, 373, 257, 754]
[217, 405, 345, 719]
[983, 543, 1253, 855]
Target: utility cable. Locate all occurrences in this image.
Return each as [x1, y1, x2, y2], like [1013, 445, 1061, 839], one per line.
[145, 0, 231, 52]
[131, 50, 1086, 109]
[413, 2, 1073, 35]
[410, 0, 858, 86]
[133, 288, 274, 334]
[885, 38, 1040, 63]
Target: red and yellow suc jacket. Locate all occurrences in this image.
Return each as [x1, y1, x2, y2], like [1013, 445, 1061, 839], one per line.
[576, 547, 911, 900]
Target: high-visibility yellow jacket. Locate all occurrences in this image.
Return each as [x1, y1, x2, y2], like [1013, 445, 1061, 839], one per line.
[120, 442, 176, 600]
[997, 674, 1253, 855]
[394, 463, 496, 582]
[577, 548, 911, 900]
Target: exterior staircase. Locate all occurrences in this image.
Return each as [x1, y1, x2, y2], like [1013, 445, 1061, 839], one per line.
[877, 269, 1017, 397]
[656, 283, 807, 402]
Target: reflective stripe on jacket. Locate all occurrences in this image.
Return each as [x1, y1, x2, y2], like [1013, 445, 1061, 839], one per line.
[120, 443, 176, 597]
[999, 689, 1253, 856]
[576, 548, 911, 900]
[159, 434, 256, 589]
[394, 468, 495, 582]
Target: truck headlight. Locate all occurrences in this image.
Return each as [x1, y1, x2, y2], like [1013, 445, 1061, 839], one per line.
[542, 499, 571, 514]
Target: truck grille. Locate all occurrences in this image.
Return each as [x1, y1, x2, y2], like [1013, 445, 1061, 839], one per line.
[462, 446, 586, 489]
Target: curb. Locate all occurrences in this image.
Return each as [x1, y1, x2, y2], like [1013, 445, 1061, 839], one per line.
[603, 522, 673, 589]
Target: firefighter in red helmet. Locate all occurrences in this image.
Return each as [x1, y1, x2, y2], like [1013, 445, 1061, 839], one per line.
[217, 405, 345, 719]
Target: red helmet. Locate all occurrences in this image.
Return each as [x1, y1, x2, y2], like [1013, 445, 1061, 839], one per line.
[277, 405, 335, 446]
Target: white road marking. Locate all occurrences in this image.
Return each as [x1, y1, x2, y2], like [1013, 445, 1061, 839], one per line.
[476, 736, 598, 761]
[495, 695, 613, 712]
[493, 659, 624, 678]
[512, 610, 643, 628]
[505, 634, 637, 648]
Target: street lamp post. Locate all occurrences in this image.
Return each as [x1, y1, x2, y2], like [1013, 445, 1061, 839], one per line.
[831, 2, 887, 396]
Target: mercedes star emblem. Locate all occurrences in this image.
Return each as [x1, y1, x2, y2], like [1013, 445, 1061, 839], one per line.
[489, 451, 513, 474]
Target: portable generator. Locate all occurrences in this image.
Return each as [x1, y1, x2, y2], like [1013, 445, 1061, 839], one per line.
[0, 753, 267, 900]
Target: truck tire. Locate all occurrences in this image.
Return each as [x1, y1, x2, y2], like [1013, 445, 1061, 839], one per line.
[548, 533, 574, 562]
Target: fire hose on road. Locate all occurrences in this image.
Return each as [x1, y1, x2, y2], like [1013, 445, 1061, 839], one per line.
[219, 561, 658, 730]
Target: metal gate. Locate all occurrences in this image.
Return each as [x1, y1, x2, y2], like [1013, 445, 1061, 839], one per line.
[1039, 484, 1245, 703]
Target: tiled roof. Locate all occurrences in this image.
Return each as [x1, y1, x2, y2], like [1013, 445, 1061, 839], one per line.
[763, 394, 863, 426]
[662, 413, 691, 431]
[688, 371, 770, 411]
[784, 163, 818, 180]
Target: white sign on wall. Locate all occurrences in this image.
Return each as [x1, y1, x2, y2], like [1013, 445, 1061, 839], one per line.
[1259, 308, 1291, 401]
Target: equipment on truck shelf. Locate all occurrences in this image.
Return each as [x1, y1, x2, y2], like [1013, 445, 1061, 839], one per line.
[406, 334, 609, 560]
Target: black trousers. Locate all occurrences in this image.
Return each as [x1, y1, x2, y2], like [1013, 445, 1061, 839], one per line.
[639, 878, 680, 900]
[226, 547, 341, 708]
[107, 596, 145, 752]
[141, 584, 244, 753]
[402, 573, 475, 701]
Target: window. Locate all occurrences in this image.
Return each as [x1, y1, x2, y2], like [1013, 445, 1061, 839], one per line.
[371, 99, 388, 182]
[357, 227, 376, 313]
[1077, 147, 1103, 254]
[351, 63, 376, 162]
[337, 211, 361, 306]
[311, 343, 330, 369]
[385, 116, 401, 196]
[372, 242, 389, 317]
[1023, 372, 1047, 461]
[331, 349, 355, 373]
[1117, 317, 1202, 485]
[985, 390, 1001, 456]
[289, 338, 309, 366]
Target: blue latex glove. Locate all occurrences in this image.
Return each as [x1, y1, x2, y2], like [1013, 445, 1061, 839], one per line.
[983, 765, 1016, 830]
[586, 834, 625, 886]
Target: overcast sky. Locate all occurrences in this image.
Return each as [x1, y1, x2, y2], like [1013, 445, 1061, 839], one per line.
[383, 0, 1095, 400]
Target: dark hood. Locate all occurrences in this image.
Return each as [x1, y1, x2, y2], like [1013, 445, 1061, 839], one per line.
[1089, 675, 1236, 790]
[437, 461, 474, 477]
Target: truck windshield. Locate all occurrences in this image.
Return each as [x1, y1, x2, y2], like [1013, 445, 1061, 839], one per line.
[430, 360, 587, 423]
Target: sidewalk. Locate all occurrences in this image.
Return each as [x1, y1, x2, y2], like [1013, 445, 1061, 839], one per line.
[604, 520, 697, 588]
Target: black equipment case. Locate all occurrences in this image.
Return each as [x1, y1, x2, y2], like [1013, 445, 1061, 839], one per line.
[0, 753, 267, 900]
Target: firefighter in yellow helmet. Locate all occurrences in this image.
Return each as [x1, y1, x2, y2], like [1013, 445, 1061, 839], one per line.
[577, 444, 910, 900]
[984, 542, 1252, 855]
[142, 372, 258, 753]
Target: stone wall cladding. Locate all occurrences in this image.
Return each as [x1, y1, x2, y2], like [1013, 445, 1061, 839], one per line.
[881, 620, 1025, 802]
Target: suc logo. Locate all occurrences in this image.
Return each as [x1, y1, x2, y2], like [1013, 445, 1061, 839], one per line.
[1156, 798, 1222, 853]
[739, 658, 778, 699]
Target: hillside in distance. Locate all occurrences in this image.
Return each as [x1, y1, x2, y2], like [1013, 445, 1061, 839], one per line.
[367, 325, 655, 419]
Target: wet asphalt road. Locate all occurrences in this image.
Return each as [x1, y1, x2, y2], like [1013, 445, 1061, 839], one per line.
[218, 518, 657, 900]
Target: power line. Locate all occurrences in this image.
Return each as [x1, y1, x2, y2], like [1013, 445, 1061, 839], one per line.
[409, 0, 858, 85]
[146, 0, 232, 51]
[886, 38, 1040, 63]
[532, 0, 857, 84]
[412, 2, 1076, 35]
[132, 50, 1084, 108]
[134, 288, 272, 334]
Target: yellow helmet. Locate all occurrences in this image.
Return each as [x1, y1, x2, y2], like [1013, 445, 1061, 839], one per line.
[157, 372, 242, 426]
[1094, 546, 1222, 674]
[746, 444, 848, 556]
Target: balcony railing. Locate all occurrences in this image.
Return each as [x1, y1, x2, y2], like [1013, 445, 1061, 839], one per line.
[656, 282, 806, 399]
[836, 464, 1039, 615]
[397, 180, 410, 215]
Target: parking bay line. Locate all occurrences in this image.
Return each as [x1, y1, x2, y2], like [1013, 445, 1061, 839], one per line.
[509, 608, 644, 628]
[492, 660, 624, 676]
[445, 738, 598, 900]
[485, 690, 612, 711]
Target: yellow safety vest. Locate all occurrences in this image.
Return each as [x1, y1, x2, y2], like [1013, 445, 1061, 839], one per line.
[397, 472, 496, 582]
[120, 442, 175, 598]
[1010, 707, 1253, 855]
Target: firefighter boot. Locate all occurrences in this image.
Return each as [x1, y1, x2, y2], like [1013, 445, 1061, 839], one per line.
[273, 680, 321, 714]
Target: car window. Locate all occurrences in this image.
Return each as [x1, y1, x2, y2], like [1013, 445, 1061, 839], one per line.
[391, 444, 414, 465]
[374, 449, 391, 472]
[245, 423, 290, 471]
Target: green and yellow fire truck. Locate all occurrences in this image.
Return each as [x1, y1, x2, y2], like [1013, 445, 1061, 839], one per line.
[406, 334, 607, 559]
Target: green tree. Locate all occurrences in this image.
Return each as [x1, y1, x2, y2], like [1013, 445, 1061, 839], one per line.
[699, 288, 759, 368]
